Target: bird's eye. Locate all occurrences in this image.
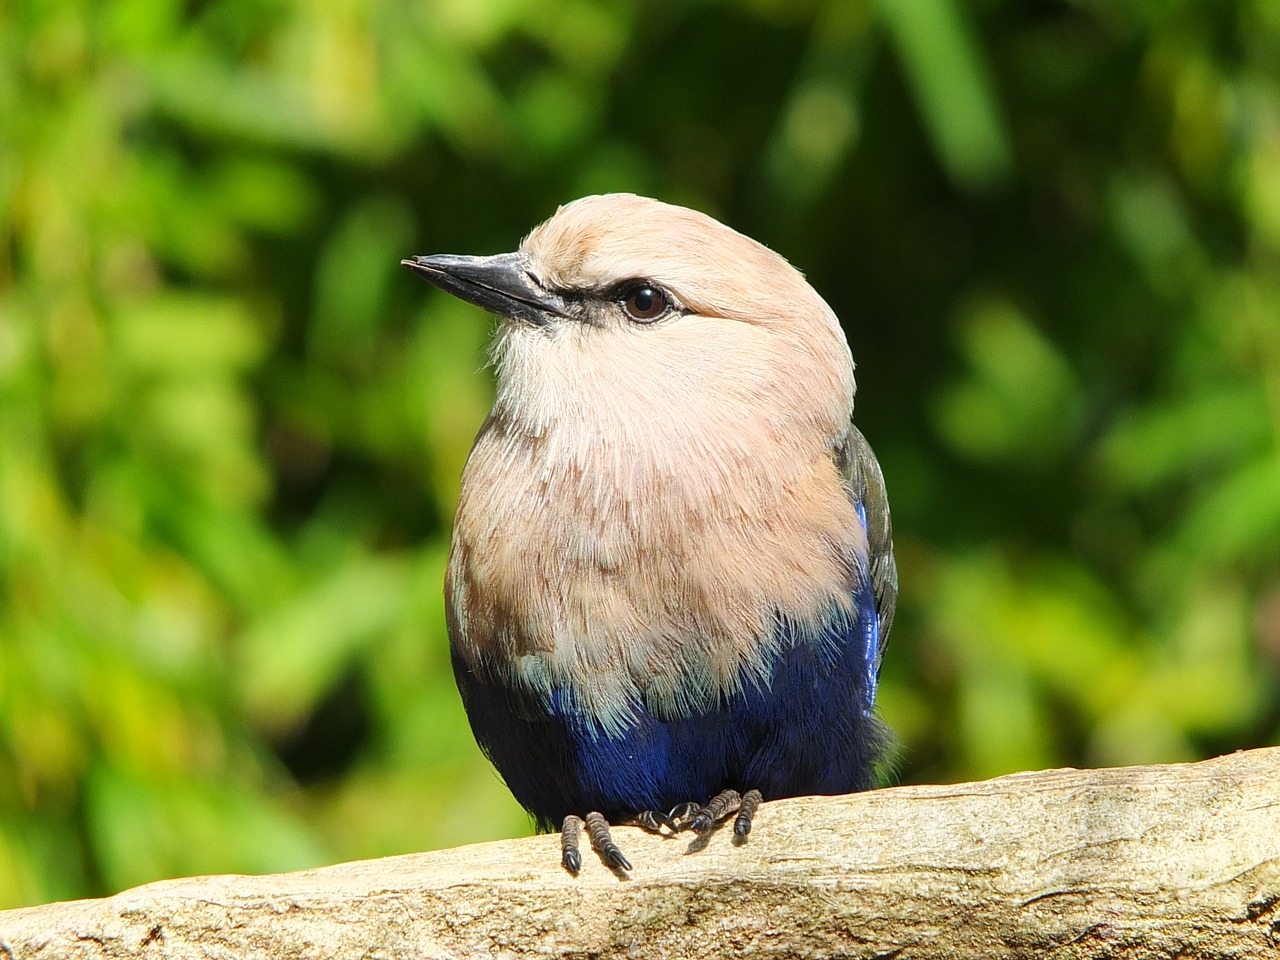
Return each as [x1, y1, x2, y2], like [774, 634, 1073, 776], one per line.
[620, 284, 670, 322]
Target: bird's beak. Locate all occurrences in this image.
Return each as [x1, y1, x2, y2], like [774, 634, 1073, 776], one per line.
[401, 252, 569, 327]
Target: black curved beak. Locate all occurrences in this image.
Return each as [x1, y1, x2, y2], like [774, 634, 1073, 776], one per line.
[401, 252, 568, 327]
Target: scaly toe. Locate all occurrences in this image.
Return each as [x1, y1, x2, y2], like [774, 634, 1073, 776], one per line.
[689, 789, 742, 836]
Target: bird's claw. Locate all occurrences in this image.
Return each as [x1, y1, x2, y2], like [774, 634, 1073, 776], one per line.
[561, 814, 583, 872]
[631, 809, 675, 833]
[561, 812, 632, 874]
[666, 801, 701, 831]
[734, 789, 763, 836]
[632, 801, 700, 835]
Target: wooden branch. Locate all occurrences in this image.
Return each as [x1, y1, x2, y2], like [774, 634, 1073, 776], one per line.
[3, 748, 1278, 959]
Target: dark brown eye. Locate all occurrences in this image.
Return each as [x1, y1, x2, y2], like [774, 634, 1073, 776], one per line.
[621, 284, 669, 322]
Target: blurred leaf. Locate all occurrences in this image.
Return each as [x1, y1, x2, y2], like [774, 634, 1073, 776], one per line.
[1109, 172, 1201, 294]
[113, 294, 265, 375]
[933, 297, 1079, 465]
[309, 195, 413, 368]
[1243, 132, 1280, 252]
[239, 552, 410, 735]
[389, 33, 512, 156]
[764, 0, 874, 204]
[148, 54, 353, 154]
[207, 156, 320, 235]
[874, 0, 1012, 188]
[407, 298, 493, 513]
[86, 764, 328, 892]
[1165, 451, 1280, 568]
[512, 70, 602, 160]
[1101, 385, 1272, 491]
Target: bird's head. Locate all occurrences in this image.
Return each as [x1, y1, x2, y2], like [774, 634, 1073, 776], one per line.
[404, 194, 855, 459]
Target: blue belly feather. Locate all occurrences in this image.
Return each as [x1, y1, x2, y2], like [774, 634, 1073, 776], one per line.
[452, 564, 888, 830]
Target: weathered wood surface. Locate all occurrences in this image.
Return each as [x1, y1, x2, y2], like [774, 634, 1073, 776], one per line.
[2, 748, 1278, 959]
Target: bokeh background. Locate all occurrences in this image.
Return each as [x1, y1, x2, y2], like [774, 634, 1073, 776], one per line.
[3, 0, 1279, 909]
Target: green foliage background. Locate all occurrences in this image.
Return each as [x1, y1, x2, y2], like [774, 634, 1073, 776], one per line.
[2, 0, 1278, 908]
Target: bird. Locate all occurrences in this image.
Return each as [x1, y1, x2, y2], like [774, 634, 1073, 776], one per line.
[402, 193, 896, 873]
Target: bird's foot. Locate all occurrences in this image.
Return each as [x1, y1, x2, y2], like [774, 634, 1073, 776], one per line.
[562, 791, 765, 874]
[688, 788, 764, 837]
[561, 812, 632, 874]
[631, 801, 700, 835]
[688, 789, 741, 835]
[637, 789, 765, 839]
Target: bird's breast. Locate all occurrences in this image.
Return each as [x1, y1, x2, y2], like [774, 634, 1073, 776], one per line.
[446, 410, 867, 737]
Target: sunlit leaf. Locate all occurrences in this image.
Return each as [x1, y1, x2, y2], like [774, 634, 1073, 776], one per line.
[874, 0, 1012, 188]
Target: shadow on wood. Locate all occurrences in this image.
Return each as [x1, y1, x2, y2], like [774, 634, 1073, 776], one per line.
[2, 748, 1278, 958]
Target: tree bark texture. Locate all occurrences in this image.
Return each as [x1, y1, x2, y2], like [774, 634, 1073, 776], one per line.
[2, 748, 1278, 959]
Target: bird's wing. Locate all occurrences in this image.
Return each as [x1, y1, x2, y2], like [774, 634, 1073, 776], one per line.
[837, 424, 897, 683]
